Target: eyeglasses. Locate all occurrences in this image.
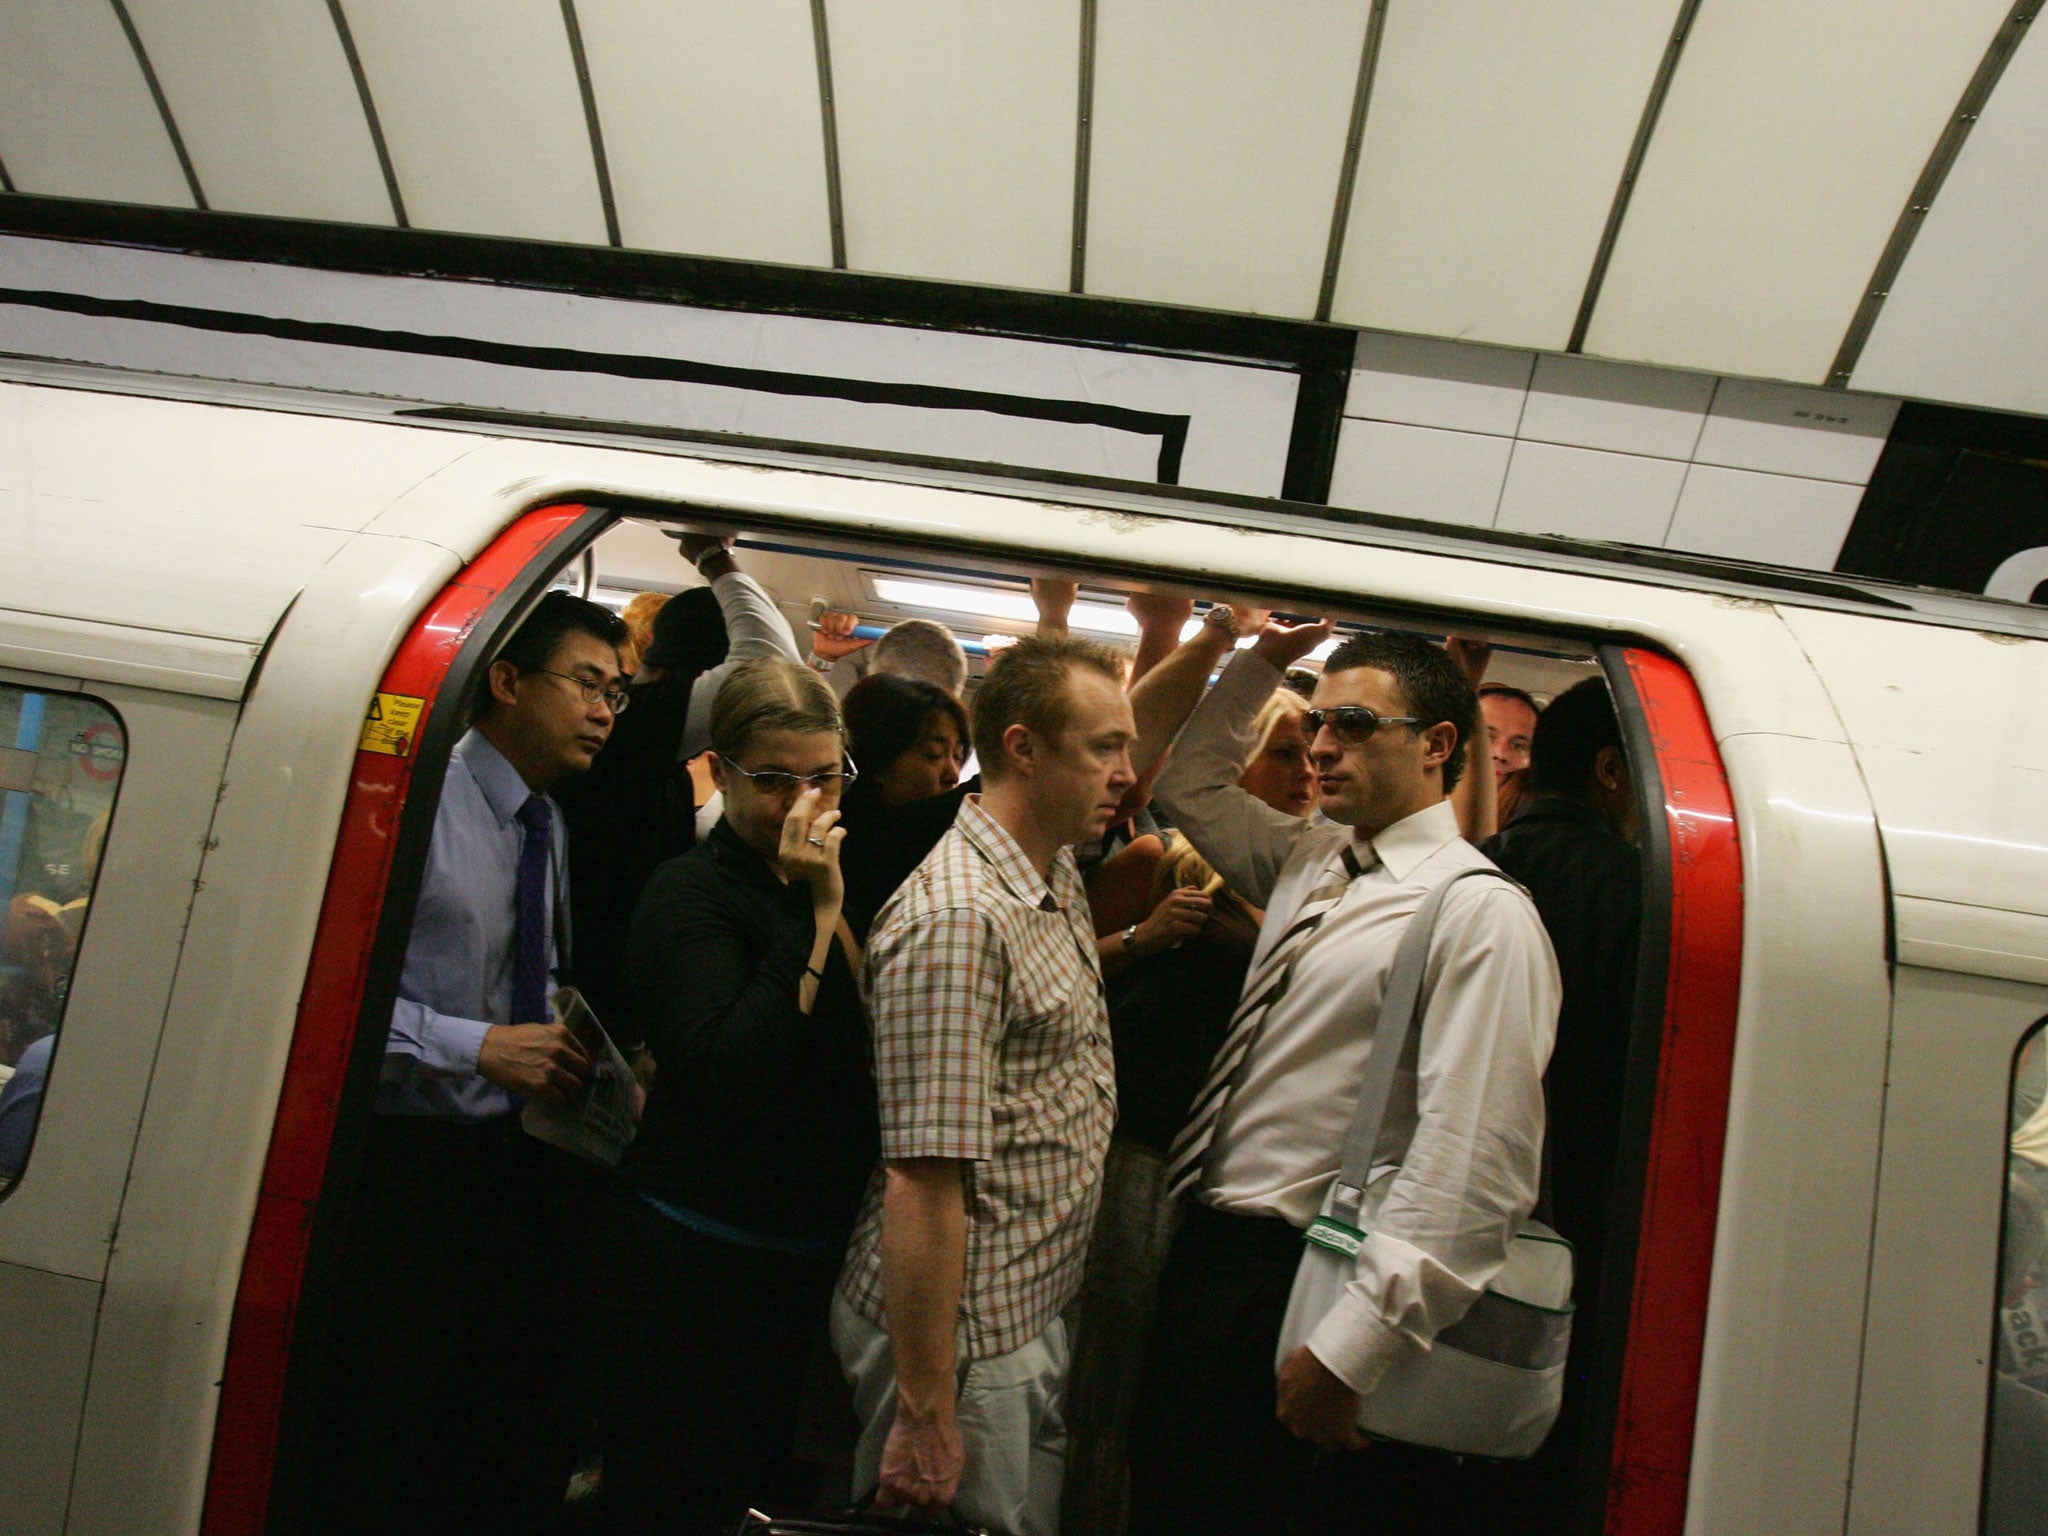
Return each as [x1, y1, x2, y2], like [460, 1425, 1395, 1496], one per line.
[1302, 705, 1422, 743]
[725, 758, 860, 795]
[533, 668, 630, 714]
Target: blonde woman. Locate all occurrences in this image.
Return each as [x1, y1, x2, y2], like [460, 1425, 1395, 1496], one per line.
[584, 657, 875, 1536]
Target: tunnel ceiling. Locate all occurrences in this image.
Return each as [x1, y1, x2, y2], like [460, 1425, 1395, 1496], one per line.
[3, 0, 2047, 417]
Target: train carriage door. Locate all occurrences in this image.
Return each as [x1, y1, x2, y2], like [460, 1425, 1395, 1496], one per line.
[1845, 975, 2048, 1536]
[201, 502, 608, 1536]
[0, 667, 237, 1535]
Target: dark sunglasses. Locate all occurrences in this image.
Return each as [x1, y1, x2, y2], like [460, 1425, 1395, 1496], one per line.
[1302, 705, 1422, 743]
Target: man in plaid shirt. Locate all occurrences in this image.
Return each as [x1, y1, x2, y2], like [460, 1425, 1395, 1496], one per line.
[833, 634, 1135, 1536]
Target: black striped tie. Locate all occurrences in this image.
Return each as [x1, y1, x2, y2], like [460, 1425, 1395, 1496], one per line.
[1164, 841, 1372, 1200]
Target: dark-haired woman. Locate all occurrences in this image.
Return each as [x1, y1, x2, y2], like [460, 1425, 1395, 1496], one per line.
[584, 656, 877, 1536]
[834, 673, 973, 932]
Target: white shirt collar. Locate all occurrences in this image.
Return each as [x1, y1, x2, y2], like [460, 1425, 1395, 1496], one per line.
[1361, 796, 1460, 882]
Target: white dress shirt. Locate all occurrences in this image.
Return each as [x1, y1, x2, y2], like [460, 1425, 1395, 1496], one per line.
[1153, 649, 1561, 1397]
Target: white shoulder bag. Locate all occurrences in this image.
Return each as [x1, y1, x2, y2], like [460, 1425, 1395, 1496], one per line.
[1274, 866, 1574, 1459]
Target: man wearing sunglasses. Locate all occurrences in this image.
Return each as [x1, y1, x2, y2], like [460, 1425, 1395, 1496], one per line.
[319, 590, 631, 1535]
[1131, 620, 1560, 1536]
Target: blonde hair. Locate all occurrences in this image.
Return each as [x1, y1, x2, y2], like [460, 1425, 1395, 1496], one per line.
[619, 591, 669, 671]
[709, 657, 843, 761]
[1247, 687, 1310, 767]
[2012, 1033, 2048, 1168]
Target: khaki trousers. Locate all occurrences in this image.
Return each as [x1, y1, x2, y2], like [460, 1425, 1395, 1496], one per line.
[831, 1291, 1068, 1536]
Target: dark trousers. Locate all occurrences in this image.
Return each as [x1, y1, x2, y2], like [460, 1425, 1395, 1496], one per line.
[1127, 1201, 1546, 1536]
[312, 1113, 602, 1536]
[582, 1185, 840, 1536]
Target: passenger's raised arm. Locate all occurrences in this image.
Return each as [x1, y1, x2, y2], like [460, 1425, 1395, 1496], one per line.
[1151, 616, 1332, 908]
[1125, 601, 1268, 782]
[675, 532, 805, 759]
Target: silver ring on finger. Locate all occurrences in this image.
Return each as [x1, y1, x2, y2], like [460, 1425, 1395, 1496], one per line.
[806, 835, 827, 847]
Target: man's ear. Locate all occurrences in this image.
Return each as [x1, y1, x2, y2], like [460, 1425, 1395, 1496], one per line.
[1420, 721, 1458, 774]
[486, 658, 523, 712]
[1001, 721, 1037, 779]
[707, 751, 728, 792]
[1593, 744, 1628, 795]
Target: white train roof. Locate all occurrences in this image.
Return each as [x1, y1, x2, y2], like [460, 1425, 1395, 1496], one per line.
[5, 370, 2048, 973]
[1, 3, 2047, 415]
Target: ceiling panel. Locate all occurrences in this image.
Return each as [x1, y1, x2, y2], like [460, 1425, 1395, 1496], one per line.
[343, 0, 607, 243]
[828, 0, 1076, 290]
[0, 0, 191, 205]
[122, 0, 392, 223]
[1329, 0, 1678, 350]
[1584, 0, 2013, 382]
[575, 0, 832, 264]
[1851, 21, 2048, 414]
[1085, 0, 1373, 317]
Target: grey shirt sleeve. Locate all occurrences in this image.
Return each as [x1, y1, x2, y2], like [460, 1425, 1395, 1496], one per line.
[680, 570, 803, 760]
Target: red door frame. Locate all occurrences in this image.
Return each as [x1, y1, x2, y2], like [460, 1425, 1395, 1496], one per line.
[1603, 647, 1746, 1534]
[201, 502, 596, 1536]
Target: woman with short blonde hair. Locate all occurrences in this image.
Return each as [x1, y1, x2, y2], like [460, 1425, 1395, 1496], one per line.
[585, 655, 875, 1535]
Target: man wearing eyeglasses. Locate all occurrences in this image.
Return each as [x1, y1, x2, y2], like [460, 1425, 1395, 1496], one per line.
[319, 590, 630, 1536]
[1129, 623, 1560, 1536]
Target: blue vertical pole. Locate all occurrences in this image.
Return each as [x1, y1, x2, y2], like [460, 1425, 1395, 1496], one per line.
[0, 693, 47, 909]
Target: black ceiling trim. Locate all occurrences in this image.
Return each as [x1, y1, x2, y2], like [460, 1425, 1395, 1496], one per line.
[1827, 1, 2036, 388]
[0, 282, 1192, 480]
[808, 0, 848, 269]
[0, 195, 1351, 369]
[105, 0, 207, 211]
[1315, 0, 1390, 323]
[401, 402, 1196, 487]
[1282, 345, 1347, 504]
[558, 0, 622, 248]
[0, 195, 1349, 505]
[1836, 397, 2048, 583]
[1568, 0, 1704, 353]
[1070, 0, 1098, 293]
[324, 0, 407, 227]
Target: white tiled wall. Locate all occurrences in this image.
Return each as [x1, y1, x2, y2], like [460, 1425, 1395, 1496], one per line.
[1329, 331, 1901, 572]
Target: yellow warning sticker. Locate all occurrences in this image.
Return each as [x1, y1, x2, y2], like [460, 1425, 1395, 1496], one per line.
[359, 692, 427, 757]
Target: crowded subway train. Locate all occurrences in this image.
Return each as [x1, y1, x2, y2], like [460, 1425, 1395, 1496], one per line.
[3, 364, 2047, 1536]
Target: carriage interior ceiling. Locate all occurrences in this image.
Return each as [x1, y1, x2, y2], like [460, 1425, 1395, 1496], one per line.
[5, 2, 2048, 608]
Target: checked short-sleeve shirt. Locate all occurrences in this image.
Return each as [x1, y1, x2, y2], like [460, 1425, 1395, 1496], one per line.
[837, 797, 1116, 1360]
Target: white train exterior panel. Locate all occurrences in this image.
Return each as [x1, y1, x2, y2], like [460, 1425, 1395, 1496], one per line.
[0, 376, 2037, 1532]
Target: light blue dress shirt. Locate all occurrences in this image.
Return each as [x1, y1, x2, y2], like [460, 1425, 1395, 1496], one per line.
[380, 729, 564, 1120]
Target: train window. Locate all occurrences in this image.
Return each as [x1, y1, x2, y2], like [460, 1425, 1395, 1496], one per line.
[1988, 1019, 2048, 1529]
[0, 685, 124, 1193]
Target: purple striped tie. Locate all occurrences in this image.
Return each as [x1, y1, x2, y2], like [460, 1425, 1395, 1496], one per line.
[512, 795, 553, 1025]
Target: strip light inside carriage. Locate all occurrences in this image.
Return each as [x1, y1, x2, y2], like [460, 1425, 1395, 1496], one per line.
[867, 576, 1337, 657]
[867, 577, 1165, 638]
